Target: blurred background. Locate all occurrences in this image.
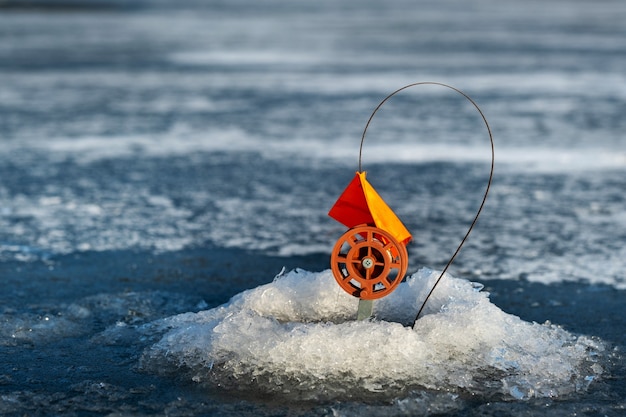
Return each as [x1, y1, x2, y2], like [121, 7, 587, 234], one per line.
[0, 0, 625, 415]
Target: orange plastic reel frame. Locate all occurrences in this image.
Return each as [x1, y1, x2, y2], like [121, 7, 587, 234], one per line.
[330, 225, 408, 300]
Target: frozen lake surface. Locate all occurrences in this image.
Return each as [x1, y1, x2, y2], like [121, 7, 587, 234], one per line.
[1, 0, 625, 415]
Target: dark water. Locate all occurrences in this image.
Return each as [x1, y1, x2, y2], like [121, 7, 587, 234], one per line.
[1, 0, 625, 415]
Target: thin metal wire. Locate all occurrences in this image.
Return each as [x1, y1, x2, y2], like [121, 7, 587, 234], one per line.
[356, 82, 495, 328]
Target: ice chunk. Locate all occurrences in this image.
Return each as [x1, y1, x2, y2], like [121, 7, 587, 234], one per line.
[140, 268, 606, 401]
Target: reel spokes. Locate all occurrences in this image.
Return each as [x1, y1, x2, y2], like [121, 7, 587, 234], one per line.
[330, 225, 408, 300]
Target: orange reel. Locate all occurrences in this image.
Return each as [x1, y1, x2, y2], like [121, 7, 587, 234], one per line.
[330, 225, 408, 300]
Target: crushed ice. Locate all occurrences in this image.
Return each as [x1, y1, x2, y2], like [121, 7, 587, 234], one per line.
[139, 268, 605, 401]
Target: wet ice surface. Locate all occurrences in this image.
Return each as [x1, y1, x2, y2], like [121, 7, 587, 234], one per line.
[0, 255, 619, 415]
[1, 258, 622, 416]
[1, 0, 626, 415]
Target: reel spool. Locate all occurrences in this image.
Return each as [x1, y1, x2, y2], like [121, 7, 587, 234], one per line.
[330, 225, 408, 300]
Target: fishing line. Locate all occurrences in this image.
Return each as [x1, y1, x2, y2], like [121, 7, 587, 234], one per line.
[356, 82, 495, 328]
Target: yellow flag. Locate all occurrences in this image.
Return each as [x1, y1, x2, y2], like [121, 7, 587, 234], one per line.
[359, 172, 412, 244]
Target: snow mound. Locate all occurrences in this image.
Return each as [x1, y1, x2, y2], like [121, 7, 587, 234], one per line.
[139, 268, 605, 401]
